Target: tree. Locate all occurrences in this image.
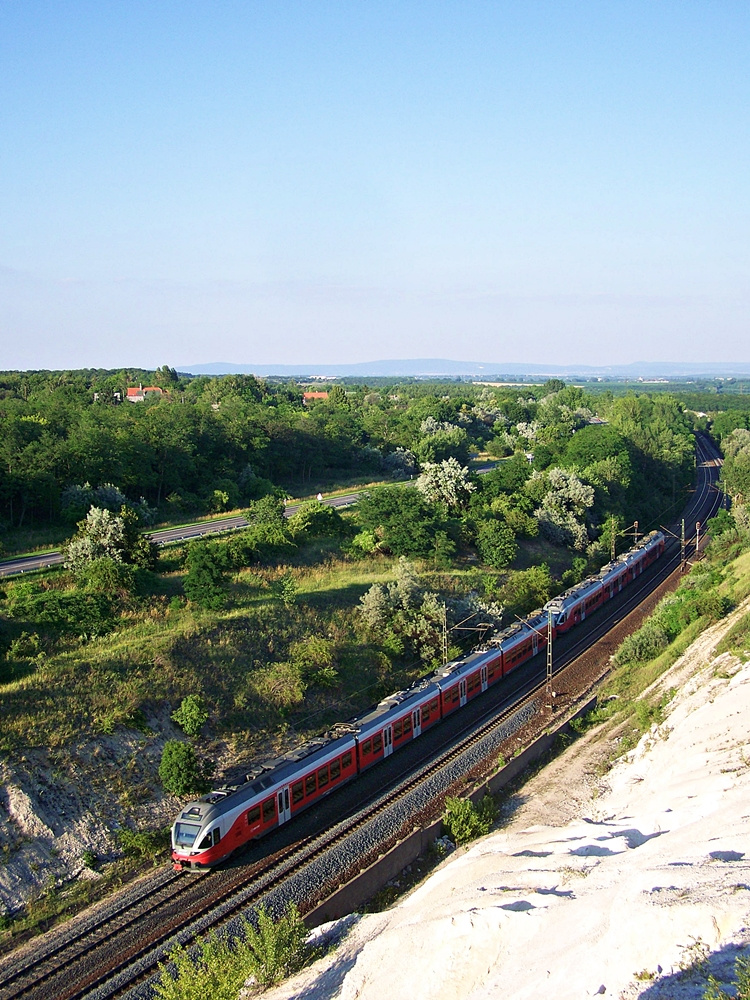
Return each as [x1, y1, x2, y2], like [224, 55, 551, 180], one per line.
[475, 518, 518, 569]
[530, 468, 595, 550]
[171, 695, 209, 738]
[356, 485, 450, 557]
[416, 457, 476, 510]
[287, 500, 347, 540]
[64, 507, 126, 572]
[64, 504, 157, 575]
[158, 741, 209, 797]
[183, 540, 228, 610]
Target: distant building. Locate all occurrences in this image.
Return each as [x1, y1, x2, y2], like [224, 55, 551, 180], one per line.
[126, 385, 166, 403]
[303, 391, 329, 404]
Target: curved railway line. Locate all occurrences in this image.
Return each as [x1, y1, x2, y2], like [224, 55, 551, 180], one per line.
[0, 435, 725, 1000]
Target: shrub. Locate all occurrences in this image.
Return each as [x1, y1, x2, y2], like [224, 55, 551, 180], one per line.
[171, 694, 209, 738]
[153, 904, 308, 1000]
[703, 955, 750, 1000]
[475, 517, 517, 569]
[183, 541, 228, 610]
[242, 903, 309, 988]
[158, 741, 209, 797]
[613, 620, 670, 666]
[118, 827, 169, 862]
[443, 794, 497, 845]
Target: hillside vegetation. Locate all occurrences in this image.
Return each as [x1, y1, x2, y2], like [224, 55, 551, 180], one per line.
[3, 371, 745, 933]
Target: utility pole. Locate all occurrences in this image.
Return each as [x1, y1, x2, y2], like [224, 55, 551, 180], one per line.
[546, 608, 554, 710]
[610, 515, 616, 562]
[695, 521, 701, 558]
[681, 518, 686, 571]
[634, 520, 639, 544]
[442, 605, 449, 666]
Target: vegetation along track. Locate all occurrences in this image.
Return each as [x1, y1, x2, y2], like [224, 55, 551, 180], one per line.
[1, 435, 724, 1000]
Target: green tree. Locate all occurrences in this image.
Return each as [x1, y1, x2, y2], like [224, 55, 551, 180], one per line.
[158, 741, 209, 797]
[171, 694, 209, 738]
[475, 518, 518, 569]
[356, 485, 451, 557]
[183, 541, 228, 610]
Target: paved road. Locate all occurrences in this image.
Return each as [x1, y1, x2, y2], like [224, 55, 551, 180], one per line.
[0, 493, 364, 579]
[0, 439, 724, 581]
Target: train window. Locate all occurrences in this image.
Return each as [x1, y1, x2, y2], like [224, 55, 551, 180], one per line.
[330, 757, 341, 780]
[394, 720, 403, 739]
[212, 828, 221, 846]
[262, 798, 275, 822]
[372, 733, 383, 754]
[198, 831, 212, 850]
[403, 716, 411, 734]
[318, 765, 329, 788]
[423, 703, 431, 722]
[247, 805, 261, 826]
[292, 780, 304, 804]
[431, 698, 438, 713]
[362, 739, 372, 755]
[342, 751, 353, 769]
[305, 774, 317, 796]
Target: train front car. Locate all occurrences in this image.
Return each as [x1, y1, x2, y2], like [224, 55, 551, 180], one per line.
[172, 797, 230, 869]
[171, 731, 359, 870]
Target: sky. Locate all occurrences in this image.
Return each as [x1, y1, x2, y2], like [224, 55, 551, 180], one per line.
[1, 1, 748, 371]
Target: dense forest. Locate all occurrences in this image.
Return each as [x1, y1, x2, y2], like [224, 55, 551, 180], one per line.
[0, 368, 707, 753]
[0, 367, 697, 538]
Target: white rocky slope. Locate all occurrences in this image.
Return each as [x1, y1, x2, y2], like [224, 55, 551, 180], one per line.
[262, 608, 750, 1000]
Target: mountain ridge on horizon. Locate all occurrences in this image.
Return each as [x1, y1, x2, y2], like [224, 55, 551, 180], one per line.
[181, 358, 750, 379]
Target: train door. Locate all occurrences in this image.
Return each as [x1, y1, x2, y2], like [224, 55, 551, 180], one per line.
[481, 665, 488, 692]
[277, 787, 291, 824]
[383, 725, 393, 757]
[412, 707, 422, 737]
[459, 679, 467, 707]
[532, 633, 539, 656]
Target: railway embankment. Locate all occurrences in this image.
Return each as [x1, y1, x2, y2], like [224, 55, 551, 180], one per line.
[260, 595, 750, 1000]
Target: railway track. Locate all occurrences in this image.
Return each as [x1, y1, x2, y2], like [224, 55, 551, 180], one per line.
[0, 434, 725, 1000]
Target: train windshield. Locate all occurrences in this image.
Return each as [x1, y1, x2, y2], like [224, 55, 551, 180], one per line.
[174, 822, 201, 848]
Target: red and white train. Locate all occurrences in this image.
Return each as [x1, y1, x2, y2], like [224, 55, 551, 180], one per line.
[171, 530, 665, 869]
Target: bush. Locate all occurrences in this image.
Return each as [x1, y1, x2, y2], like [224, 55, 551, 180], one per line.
[6, 585, 116, 638]
[118, 827, 170, 862]
[6, 630, 43, 660]
[242, 903, 309, 988]
[158, 741, 209, 797]
[475, 518, 517, 569]
[183, 541, 228, 610]
[153, 904, 308, 1000]
[703, 956, 750, 1000]
[443, 794, 497, 845]
[77, 557, 136, 593]
[613, 620, 670, 666]
[171, 694, 209, 738]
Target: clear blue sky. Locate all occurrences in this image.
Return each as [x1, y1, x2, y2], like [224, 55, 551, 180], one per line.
[1, 1, 748, 370]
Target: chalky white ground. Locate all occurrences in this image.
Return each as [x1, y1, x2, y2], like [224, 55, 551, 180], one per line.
[257, 606, 750, 1000]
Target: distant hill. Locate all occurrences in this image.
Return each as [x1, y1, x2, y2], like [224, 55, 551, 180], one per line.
[181, 358, 750, 379]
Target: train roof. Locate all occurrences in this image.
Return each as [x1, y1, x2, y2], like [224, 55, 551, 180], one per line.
[544, 576, 603, 614]
[176, 727, 357, 825]
[354, 675, 442, 735]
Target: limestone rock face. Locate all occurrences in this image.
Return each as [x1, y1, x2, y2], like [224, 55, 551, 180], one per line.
[261, 605, 750, 1000]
